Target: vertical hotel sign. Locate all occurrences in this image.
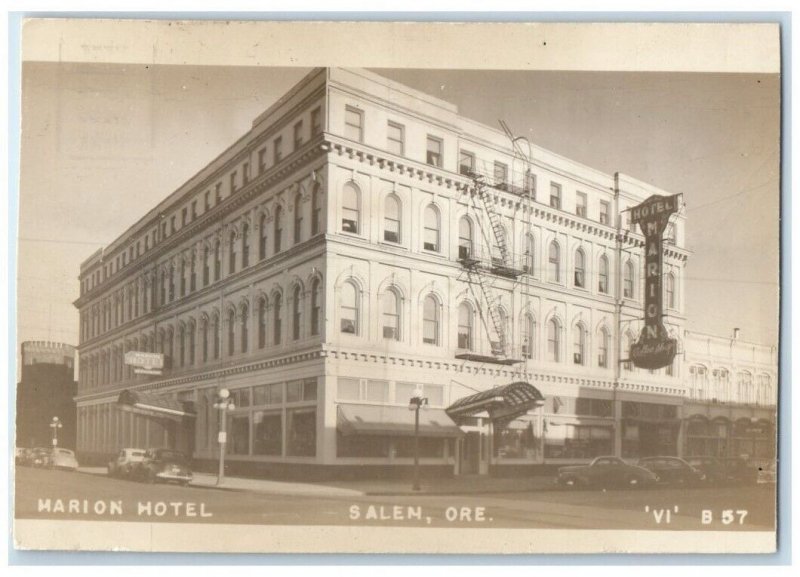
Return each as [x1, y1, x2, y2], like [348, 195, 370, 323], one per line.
[629, 194, 681, 370]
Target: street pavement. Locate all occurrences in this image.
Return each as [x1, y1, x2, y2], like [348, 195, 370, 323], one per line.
[14, 467, 776, 531]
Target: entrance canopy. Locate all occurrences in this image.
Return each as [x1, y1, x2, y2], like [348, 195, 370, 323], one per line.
[117, 389, 195, 420]
[337, 404, 462, 438]
[446, 381, 545, 427]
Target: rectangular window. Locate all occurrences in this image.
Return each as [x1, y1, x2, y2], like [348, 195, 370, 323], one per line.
[337, 378, 360, 401]
[253, 411, 282, 456]
[387, 121, 404, 156]
[550, 182, 562, 209]
[243, 162, 250, 184]
[273, 136, 283, 164]
[215, 183, 222, 204]
[576, 192, 587, 218]
[204, 191, 210, 211]
[181, 208, 187, 226]
[294, 120, 303, 150]
[600, 200, 610, 225]
[525, 170, 537, 198]
[426, 135, 442, 167]
[286, 409, 316, 457]
[191, 200, 197, 221]
[227, 415, 250, 455]
[494, 161, 508, 190]
[258, 147, 267, 174]
[366, 380, 390, 403]
[286, 379, 303, 403]
[459, 150, 475, 175]
[311, 107, 322, 135]
[344, 106, 363, 142]
[230, 171, 238, 194]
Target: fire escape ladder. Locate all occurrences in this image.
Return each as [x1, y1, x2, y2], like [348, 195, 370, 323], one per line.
[475, 178, 511, 267]
[471, 267, 507, 356]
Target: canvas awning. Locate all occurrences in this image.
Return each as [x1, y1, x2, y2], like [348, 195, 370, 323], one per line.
[337, 404, 463, 438]
[446, 381, 545, 427]
[117, 389, 196, 420]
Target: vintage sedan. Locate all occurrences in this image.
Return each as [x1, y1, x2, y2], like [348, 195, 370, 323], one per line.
[637, 456, 706, 486]
[50, 448, 79, 471]
[108, 448, 147, 478]
[134, 448, 193, 486]
[685, 456, 728, 485]
[556, 456, 659, 489]
[29, 447, 53, 469]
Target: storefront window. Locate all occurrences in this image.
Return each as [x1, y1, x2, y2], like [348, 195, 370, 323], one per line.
[494, 422, 537, 459]
[253, 383, 283, 406]
[253, 411, 282, 456]
[545, 424, 612, 459]
[287, 409, 316, 456]
[395, 437, 445, 458]
[228, 414, 250, 455]
[366, 380, 390, 402]
[575, 397, 612, 417]
[337, 433, 391, 458]
[338, 378, 360, 400]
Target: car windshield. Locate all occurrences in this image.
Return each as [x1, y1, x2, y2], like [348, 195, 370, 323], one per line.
[130, 451, 145, 458]
[155, 450, 186, 462]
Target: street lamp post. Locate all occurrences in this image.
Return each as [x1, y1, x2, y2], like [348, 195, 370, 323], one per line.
[213, 388, 236, 486]
[49, 416, 62, 448]
[408, 388, 429, 492]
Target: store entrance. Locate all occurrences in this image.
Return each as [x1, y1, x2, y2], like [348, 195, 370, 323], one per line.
[461, 431, 481, 474]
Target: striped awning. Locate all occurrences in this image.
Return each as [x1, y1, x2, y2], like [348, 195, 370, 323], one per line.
[446, 382, 545, 427]
[117, 389, 195, 419]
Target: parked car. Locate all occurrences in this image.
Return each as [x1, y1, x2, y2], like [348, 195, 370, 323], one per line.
[685, 456, 728, 485]
[637, 456, 706, 486]
[108, 448, 147, 478]
[29, 448, 52, 469]
[556, 456, 659, 489]
[719, 456, 759, 485]
[134, 448, 193, 486]
[50, 448, 79, 471]
[15, 448, 33, 466]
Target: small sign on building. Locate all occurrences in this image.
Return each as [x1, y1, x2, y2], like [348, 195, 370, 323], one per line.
[124, 351, 165, 375]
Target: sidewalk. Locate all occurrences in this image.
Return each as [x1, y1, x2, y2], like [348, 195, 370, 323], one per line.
[78, 467, 556, 498]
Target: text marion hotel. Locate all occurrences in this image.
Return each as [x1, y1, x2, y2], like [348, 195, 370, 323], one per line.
[73, 68, 776, 478]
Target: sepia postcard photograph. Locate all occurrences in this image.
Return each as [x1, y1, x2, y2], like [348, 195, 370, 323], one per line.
[10, 18, 783, 556]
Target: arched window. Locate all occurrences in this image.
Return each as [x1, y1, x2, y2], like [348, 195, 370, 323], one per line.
[188, 319, 196, 365]
[521, 313, 536, 359]
[212, 313, 220, 360]
[574, 249, 586, 288]
[623, 260, 634, 298]
[258, 297, 267, 348]
[598, 255, 609, 294]
[274, 205, 283, 253]
[273, 292, 283, 345]
[311, 183, 323, 236]
[292, 286, 302, 340]
[423, 205, 440, 252]
[180, 259, 186, 296]
[227, 308, 236, 356]
[259, 213, 267, 260]
[241, 223, 250, 267]
[342, 182, 360, 234]
[547, 318, 560, 362]
[381, 289, 401, 340]
[169, 267, 175, 301]
[458, 217, 473, 260]
[190, 252, 197, 292]
[165, 328, 174, 364]
[201, 317, 209, 362]
[213, 240, 221, 281]
[384, 194, 401, 243]
[240, 303, 249, 353]
[310, 279, 321, 336]
[666, 272, 676, 309]
[573, 324, 586, 365]
[548, 241, 560, 282]
[691, 365, 708, 400]
[598, 327, 609, 368]
[340, 282, 359, 335]
[228, 231, 238, 274]
[737, 371, 753, 404]
[422, 295, 440, 345]
[523, 234, 535, 275]
[293, 192, 303, 244]
[457, 302, 473, 350]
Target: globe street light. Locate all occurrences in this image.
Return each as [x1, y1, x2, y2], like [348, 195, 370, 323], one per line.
[408, 387, 429, 491]
[213, 388, 236, 485]
[49, 416, 63, 448]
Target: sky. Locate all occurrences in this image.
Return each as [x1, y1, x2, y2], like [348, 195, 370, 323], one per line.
[17, 64, 780, 353]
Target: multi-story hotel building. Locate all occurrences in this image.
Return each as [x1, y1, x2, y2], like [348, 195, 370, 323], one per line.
[73, 68, 776, 477]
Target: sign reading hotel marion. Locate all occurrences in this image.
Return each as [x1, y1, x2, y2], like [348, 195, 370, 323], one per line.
[629, 194, 681, 370]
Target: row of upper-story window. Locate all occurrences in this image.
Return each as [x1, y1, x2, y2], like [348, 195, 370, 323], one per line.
[80, 106, 325, 296]
[340, 104, 681, 241]
[339, 181, 680, 305]
[334, 277, 677, 376]
[80, 279, 323, 389]
[80, 186, 327, 343]
[687, 365, 775, 406]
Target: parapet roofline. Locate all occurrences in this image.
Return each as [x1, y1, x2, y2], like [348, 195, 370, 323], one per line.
[683, 329, 777, 350]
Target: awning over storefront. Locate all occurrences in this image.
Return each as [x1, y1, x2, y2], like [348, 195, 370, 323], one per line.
[446, 381, 545, 427]
[117, 389, 196, 420]
[337, 404, 463, 438]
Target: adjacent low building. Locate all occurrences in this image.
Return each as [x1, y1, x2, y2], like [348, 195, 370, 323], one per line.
[73, 68, 776, 478]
